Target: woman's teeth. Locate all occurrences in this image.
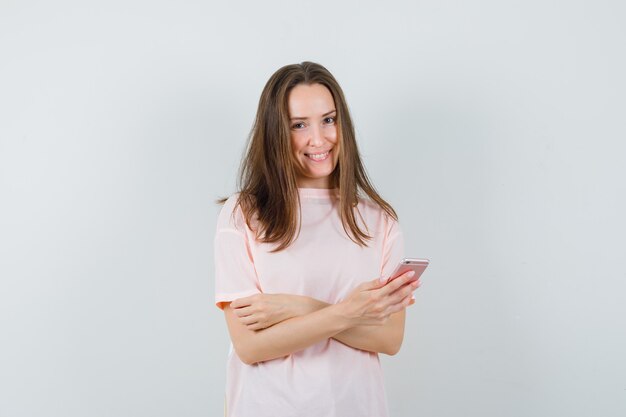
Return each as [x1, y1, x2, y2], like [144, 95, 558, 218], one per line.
[306, 151, 330, 161]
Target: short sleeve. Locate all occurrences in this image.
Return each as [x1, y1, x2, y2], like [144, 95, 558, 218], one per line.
[380, 214, 406, 280]
[213, 195, 262, 310]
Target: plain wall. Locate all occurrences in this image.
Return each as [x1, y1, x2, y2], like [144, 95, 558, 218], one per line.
[1, 1, 625, 416]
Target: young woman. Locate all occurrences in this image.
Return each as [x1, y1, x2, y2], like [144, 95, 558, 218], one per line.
[214, 61, 420, 417]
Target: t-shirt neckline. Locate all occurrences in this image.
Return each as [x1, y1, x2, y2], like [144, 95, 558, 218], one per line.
[297, 187, 339, 199]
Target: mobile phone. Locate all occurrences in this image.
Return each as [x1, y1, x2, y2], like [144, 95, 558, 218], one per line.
[385, 258, 429, 284]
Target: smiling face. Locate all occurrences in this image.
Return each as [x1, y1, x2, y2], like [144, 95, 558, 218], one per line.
[288, 83, 340, 189]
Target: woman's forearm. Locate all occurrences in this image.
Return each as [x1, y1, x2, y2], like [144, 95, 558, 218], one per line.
[290, 295, 405, 355]
[225, 302, 354, 365]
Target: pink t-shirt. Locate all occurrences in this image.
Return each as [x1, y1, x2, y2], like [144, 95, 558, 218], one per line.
[214, 187, 405, 417]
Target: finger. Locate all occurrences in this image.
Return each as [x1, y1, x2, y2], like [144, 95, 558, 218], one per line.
[405, 280, 420, 295]
[360, 276, 388, 290]
[392, 279, 420, 295]
[388, 284, 414, 306]
[379, 271, 416, 296]
[239, 315, 258, 325]
[385, 294, 413, 315]
[387, 280, 419, 305]
[399, 294, 413, 310]
[247, 322, 264, 330]
[231, 296, 254, 309]
[389, 278, 420, 293]
[233, 306, 254, 317]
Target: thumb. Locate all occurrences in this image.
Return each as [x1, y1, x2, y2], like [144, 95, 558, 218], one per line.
[364, 275, 388, 289]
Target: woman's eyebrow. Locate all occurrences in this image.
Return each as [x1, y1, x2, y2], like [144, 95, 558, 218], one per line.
[290, 109, 336, 120]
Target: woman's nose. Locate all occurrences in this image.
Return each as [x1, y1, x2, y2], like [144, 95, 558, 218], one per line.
[308, 124, 324, 146]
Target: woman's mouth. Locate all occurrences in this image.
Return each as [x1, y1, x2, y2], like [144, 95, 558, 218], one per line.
[305, 149, 331, 162]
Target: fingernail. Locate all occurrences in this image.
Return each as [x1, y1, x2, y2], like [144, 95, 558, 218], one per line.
[379, 276, 387, 283]
[407, 271, 415, 278]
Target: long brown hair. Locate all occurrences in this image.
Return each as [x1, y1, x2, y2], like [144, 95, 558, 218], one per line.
[218, 61, 397, 252]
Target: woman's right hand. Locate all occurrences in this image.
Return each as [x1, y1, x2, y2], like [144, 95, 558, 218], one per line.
[338, 271, 420, 327]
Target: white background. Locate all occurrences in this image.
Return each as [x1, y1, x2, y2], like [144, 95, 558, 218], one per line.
[1, 1, 625, 416]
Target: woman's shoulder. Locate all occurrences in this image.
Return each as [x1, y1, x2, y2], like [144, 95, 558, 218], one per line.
[216, 192, 249, 234]
[356, 195, 398, 223]
[353, 196, 400, 241]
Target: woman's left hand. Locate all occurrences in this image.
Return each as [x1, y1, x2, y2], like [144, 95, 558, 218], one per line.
[230, 294, 306, 330]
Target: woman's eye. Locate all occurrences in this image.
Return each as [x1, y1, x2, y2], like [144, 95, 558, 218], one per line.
[324, 117, 336, 124]
[292, 122, 305, 129]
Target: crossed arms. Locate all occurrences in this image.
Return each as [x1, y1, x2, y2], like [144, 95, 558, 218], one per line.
[222, 272, 419, 365]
